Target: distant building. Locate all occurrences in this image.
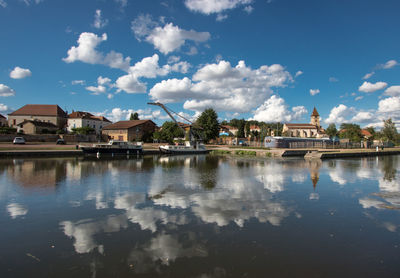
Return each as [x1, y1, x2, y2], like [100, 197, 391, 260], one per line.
[219, 125, 238, 136]
[282, 107, 328, 138]
[102, 120, 156, 141]
[8, 104, 67, 129]
[17, 120, 58, 134]
[67, 111, 111, 134]
[0, 114, 7, 127]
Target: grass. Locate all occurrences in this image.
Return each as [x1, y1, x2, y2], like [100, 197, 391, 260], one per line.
[210, 149, 232, 155]
[235, 150, 257, 156]
[265, 152, 272, 157]
[228, 146, 270, 150]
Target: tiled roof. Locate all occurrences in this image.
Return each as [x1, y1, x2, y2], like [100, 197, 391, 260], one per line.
[9, 104, 67, 117]
[17, 120, 58, 128]
[68, 111, 111, 122]
[103, 120, 155, 130]
[91, 116, 111, 123]
[0, 114, 6, 119]
[361, 129, 372, 137]
[311, 107, 320, 117]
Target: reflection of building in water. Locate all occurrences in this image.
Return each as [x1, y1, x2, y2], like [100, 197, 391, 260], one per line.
[7, 159, 67, 189]
[306, 159, 322, 189]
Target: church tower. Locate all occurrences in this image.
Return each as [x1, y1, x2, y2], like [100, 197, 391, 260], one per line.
[310, 107, 320, 129]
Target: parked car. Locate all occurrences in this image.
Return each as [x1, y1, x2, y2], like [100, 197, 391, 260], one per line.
[13, 137, 25, 145]
[56, 139, 66, 145]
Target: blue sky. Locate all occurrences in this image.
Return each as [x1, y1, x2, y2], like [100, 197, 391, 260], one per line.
[0, 0, 399, 128]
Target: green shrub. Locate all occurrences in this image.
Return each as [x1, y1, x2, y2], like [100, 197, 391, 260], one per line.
[0, 127, 17, 134]
[265, 152, 272, 157]
[210, 150, 231, 155]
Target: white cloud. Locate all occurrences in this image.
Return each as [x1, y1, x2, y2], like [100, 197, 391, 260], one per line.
[380, 59, 398, 69]
[115, 74, 146, 94]
[10, 66, 32, 79]
[309, 89, 320, 96]
[71, 80, 85, 85]
[150, 60, 293, 113]
[362, 72, 374, 80]
[358, 81, 387, 93]
[329, 77, 338, 82]
[384, 86, 400, 97]
[378, 96, 400, 113]
[63, 32, 131, 71]
[0, 0, 7, 8]
[131, 15, 210, 55]
[250, 95, 307, 122]
[97, 107, 166, 122]
[295, 70, 303, 77]
[0, 84, 16, 97]
[324, 104, 354, 124]
[184, 0, 253, 14]
[355, 96, 363, 101]
[216, 14, 228, 21]
[243, 5, 253, 13]
[0, 103, 9, 111]
[21, 0, 43, 6]
[351, 111, 374, 123]
[93, 9, 108, 29]
[86, 76, 112, 95]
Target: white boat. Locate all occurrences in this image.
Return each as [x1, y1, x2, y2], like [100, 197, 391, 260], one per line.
[80, 140, 143, 155]
[159, 141, 208, 154]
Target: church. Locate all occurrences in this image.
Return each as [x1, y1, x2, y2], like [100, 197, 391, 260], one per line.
[282, 107, 328, 138]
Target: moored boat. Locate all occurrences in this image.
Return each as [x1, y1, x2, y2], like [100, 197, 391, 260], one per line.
[159, 141, 208, 154]
[80, 140, 143, 155]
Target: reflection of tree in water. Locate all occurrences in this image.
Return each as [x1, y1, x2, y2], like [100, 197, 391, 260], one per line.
[379, 156, 398, 182]
[196, 156, 219, 190]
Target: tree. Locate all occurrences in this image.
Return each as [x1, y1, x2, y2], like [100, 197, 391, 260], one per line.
[339, 123, 362, 142]
[365, 126, 376, 140]
[236, 119, 246, 138]
[381, 118, 398, 142]
[245, 122, 251, 137]
[130, 112, 139, 120]
[157, 121, 184, 143]
[326, 123, 338, 138]
[71, 127, 95, 135]
[195, 108, 219, 143]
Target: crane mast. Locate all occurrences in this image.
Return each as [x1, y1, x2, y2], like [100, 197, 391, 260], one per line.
[148, 102, 201, 142]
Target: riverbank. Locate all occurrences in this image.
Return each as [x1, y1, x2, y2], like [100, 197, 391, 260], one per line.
[0, 143, 399, 159]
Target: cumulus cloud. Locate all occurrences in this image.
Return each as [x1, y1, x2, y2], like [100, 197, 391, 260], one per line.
[95, 107, 169, 122]
[184, 0, 252, 14]
[0, 84, 16, 97]
[63, 32, 131, 71]
[358, 81, 387, 93]
[324, 104, 354, 124]
[0, 0, 7, 8]
[378, 96, 400, 113]
[71, 80, 85, 85]
[150, 60, 293, 113]
[351, 111, 374, 123]
[250, 95, 307, 122]
[10, 66, 32, 79]
[86, 76, 112, 95]
[362, 72, 375, 80]
[309, 89, 320, 96]
[131, 15, 210, 54]
[384, 86, 400, 97]
[93, 9, 108, 29]
[243, 5, 253, 13]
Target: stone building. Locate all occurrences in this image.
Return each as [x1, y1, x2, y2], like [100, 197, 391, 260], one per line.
[102, 120, 156, 141]
[67, 111, 111, 134]
[17, 120, 58, 134]
[282, 107, 327, 138]
[8, 104, 67, 130]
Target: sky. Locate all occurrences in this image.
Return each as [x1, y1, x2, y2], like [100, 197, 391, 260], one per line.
[0, 0, 399, 129]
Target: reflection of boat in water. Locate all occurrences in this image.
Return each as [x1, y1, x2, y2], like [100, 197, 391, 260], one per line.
[159, 141, 208, 154]
[80, 140, 143, 155]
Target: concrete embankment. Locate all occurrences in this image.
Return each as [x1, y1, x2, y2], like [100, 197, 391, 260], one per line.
[304, 149, 400, 159]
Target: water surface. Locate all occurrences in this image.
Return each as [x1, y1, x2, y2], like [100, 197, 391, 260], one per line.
[0, 155, 399, 277]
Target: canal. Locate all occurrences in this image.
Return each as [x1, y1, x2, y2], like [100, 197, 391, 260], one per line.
[0, 155, 399, 277]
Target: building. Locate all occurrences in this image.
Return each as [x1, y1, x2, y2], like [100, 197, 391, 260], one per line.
[102, 120, 157, 141]
[0, 114, 7, 127]
[67, 111, 111, 134]
[282, 107, 327, 138]
[17, 120, 58, 134]
[219, 125, 238, 136]
[8, 104, 67, 130]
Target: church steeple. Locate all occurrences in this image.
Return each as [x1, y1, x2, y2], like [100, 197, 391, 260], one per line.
[310, 107, 320, 128]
